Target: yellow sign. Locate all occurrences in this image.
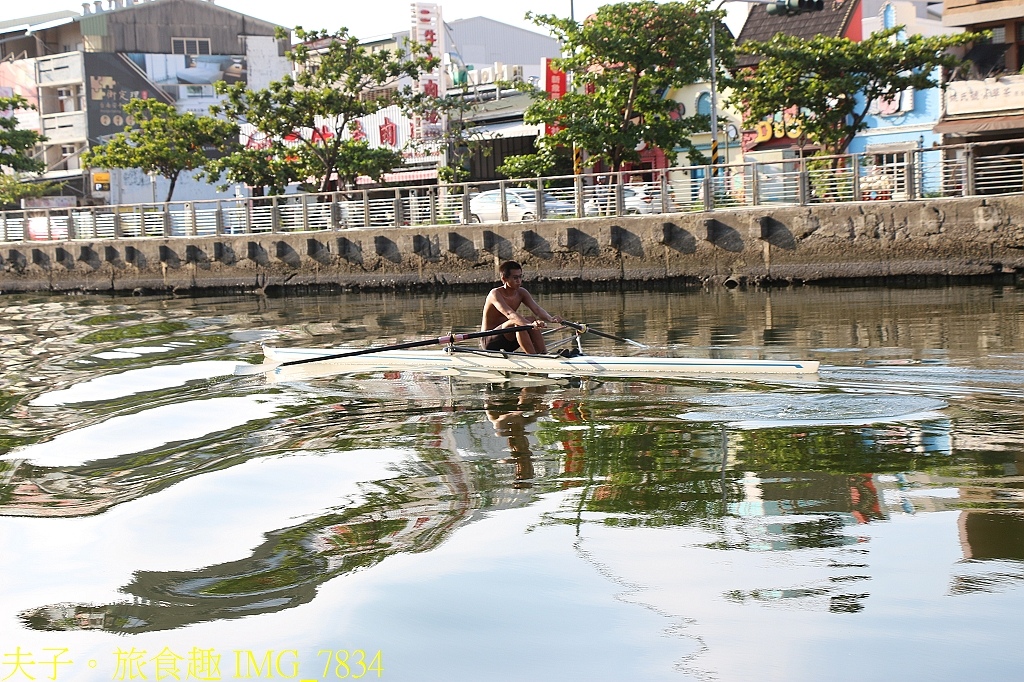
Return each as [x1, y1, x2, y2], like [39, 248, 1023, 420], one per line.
[92, 171, 111, 193]
[753, 112, 803, 143]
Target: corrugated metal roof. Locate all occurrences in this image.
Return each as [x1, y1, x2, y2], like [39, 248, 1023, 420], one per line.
[445, 17, 559, 67]
[388, 16, 559, 67]
[0, 11, 78, 32]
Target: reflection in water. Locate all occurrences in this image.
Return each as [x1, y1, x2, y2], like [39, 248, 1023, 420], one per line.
[485, 386, 550, 488]
[2, 287, 1024, 679]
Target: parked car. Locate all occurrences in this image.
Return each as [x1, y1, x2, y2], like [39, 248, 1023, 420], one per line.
[469, 188, 575, 223]
[584, 185, 656, 216]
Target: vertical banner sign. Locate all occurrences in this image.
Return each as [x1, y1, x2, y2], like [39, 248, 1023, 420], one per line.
[542, 57, 567, 137]
[411, 3, 445, 141]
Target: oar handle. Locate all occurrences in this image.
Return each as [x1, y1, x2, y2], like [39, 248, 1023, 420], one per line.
[277, 325, 537, 368]
[561, 320, 648, 348]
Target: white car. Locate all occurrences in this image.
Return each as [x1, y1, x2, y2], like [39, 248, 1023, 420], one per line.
[584, 185, 657, 216]
[469, 188, 575, 223]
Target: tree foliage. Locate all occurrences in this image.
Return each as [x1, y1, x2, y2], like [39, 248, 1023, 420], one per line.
[524, 0, 730, 172]
[213, 26, 437, 193]
[0, 174, 60, 209]
[82, 99, 237, 202]
[496, 146, 573, 181]
[0, 94, 46, 174]
[727, 27, 977, 158]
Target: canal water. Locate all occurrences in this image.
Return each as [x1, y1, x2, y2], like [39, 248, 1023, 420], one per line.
[1, 283, 1022, 682]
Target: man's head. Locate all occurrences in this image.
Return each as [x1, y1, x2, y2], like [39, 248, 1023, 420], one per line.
[499, 260, 524, 287]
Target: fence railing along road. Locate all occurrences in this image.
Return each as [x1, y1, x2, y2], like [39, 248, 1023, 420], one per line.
[4, 139, 1023, 243]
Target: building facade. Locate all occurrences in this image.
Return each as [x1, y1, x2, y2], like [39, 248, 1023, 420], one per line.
[937, 0, 1024, 150]
[0, 0, 289, 204]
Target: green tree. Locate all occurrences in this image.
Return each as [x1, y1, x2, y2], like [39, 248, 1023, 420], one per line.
[727, 27, 977, 160]
[524, 0, 729, 172]
[0, 174, 60, 210]
[213, 26, 437, 193]
[0, 94, 45, 174]
[82, 99, 238, 202]
[496, 146, 573, 182]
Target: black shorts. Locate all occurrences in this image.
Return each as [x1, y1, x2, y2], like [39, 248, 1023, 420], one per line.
[484, 333, 520, 352]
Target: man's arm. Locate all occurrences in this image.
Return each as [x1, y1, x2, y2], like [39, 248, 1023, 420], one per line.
[520, 289, 562, 324]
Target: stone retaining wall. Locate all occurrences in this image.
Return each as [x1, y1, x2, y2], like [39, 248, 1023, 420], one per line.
[2, 195, 1022, 293]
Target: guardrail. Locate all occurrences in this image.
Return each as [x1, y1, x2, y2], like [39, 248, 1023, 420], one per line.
[3, 138, 1024, 243]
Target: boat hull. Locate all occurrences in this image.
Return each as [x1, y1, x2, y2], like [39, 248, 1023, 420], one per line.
[255, 347, 820, 380]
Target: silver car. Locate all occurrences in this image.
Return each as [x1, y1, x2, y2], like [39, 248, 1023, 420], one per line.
[469, 188, 575, 222]
[584, 185, 657, 216]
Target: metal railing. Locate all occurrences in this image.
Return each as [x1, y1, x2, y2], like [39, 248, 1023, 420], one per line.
[4, 138, 1024, 243]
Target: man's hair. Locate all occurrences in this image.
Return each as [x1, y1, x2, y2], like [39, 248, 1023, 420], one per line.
[499, 260, 522, 278]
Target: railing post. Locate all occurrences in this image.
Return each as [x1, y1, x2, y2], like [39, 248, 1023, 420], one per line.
[188, 201, 197, 236]
[244, 198, 252, 234]
[703, 167, 713, 211]
[428, 187, 437, 226]
[1, 211, 6, 242]
[535, 177, 543, 221]
[461, 185, 471, 224]
[614, 172, 625, 216]
[271, 196, 280, 232]
[301, 193, 310, 232]
[113, 208, 122, 239]
[394, 188, 402, 228]
[851, 153, 861, 202]
[575, 173, 585, 218]
[215, 201, 223, 236]
[659, 173, 669, 214]
[751, 162, 760, 206]
[905, 150, 917, 200]
[162, 204, 172, 237]
[330, 193, 341, 230]
[67, 210, 76, 240]
[362, 190, 371, 227]
[499, 180, 508, 222]
[798, 156, 809, 205]
[964, 143, 975, 196]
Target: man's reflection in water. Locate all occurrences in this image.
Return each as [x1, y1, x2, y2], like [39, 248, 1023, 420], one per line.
[485, 386, 549, 488]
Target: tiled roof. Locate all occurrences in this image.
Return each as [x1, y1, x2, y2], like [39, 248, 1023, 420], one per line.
[735, 0, 860, 66]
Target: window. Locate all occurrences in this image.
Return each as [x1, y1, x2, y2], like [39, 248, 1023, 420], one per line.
[171, 38, 211, 56]
[696, 92, 712, 118]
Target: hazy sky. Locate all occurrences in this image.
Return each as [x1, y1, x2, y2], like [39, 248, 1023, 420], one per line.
[7, 0, 749, 40]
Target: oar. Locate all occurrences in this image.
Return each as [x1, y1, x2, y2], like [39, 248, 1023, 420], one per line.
[561, 320, 648, 349]
[237, 325, 538, 375]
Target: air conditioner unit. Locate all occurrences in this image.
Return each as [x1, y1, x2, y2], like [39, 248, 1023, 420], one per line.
[509, 65, 524, 82]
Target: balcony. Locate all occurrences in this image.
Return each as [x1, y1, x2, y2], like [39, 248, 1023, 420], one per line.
[36, 52, 84, 87]
[41, 111, 88, 145]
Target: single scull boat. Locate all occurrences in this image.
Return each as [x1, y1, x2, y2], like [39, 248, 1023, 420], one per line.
[252, 345, 819, 381]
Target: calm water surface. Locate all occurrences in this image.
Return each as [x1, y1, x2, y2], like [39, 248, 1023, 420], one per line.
[1, 285, 1023, 681]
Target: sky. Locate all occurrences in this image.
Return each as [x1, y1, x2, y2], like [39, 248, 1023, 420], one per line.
[6, 0, 750, 41]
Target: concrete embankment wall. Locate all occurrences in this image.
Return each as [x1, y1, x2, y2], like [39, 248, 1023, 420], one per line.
[1, 195, 1023, 293]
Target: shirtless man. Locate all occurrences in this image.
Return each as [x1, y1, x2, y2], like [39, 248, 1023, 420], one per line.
[481, 260, 562, 354]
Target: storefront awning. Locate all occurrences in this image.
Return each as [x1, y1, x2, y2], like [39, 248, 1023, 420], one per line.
[934, 114, 1024, 136]
[355, 168, 438, 185]
[468, 121, 542, 138]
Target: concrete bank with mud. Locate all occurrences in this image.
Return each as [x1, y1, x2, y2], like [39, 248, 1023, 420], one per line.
[1, 195, 1022, 294]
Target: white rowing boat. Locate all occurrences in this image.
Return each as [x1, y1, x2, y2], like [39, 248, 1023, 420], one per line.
[254, 345, 820, 381]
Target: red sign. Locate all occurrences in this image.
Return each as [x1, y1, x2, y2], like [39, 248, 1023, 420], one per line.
[542, 57, 567, 137]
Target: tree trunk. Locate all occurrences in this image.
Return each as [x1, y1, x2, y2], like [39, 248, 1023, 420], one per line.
[164, 172, 180, 203]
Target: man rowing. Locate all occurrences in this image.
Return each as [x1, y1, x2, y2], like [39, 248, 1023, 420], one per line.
[481, 260, 562, 354]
